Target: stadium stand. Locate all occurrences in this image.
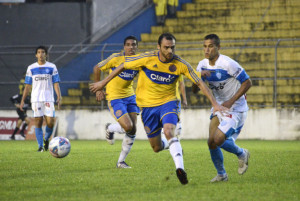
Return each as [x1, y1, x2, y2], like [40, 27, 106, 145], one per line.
[62, 0, 300, 108]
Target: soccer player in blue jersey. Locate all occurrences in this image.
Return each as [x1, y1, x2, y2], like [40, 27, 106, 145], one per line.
[20, 46, 61, 152]
[193, 34, 252, 182]
[90, 33, 227, 185]
[93, 36, 139, 168]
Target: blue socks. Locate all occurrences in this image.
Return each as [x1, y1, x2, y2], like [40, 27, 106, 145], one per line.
[44, 126, 53, 141]
[221, 138, 244, 157]
[35, 127, 43, 148]
[210, 147, 226, 175]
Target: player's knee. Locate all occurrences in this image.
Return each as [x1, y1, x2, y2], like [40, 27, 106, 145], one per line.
[152, 145, 162, 153]
[214, 134, 225, 146]
[122, 122, 134, 133]
[207, 138, 217, 149]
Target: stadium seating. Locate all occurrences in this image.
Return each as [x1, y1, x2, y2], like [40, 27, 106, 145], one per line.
[64, 0, 300, 108]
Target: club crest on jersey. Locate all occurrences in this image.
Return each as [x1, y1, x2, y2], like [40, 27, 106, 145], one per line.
[169, 65, 177, 72]
[216, 72, 222, 79]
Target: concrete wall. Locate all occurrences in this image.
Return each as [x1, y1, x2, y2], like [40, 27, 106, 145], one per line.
[1, 108, 299, 140]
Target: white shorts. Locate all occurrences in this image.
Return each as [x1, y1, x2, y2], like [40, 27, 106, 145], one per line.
[32, 102, 55, 117]
[215, 111, 247, 140]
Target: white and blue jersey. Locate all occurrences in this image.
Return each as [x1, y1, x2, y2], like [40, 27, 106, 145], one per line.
[196, 54, 249, 112]
[24, 61, 60, 103]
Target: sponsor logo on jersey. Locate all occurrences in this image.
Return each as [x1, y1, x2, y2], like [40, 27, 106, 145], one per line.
[112, 67, 138, 81]
[143, 68, 178, 85]
[35, 75, 50, 81]
[209, 82, 226, 90]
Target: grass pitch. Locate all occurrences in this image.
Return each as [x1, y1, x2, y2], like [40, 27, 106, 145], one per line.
[0, 140, 299, 201]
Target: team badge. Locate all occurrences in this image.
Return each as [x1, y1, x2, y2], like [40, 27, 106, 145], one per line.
[144, 126, 151, 134]
[116, 110, 123, 117]
[169, 65, 177, 72]
[216, 72, 222, 79]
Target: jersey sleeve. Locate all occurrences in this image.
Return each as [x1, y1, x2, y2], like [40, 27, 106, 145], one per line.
[124, 52, 149, 70]
[24, 67, 32, 85]
[227, 60, 250, 83]
[181, 62, 201, 84]
[52, 65, 60, 83]
[96, 53, 119, 71]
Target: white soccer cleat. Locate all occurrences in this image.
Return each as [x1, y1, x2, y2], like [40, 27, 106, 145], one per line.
[238, 149, 250, 175]
[116, 161, 131, 168]
[210, 174, 228, 183]
[105, 123, 115, 145]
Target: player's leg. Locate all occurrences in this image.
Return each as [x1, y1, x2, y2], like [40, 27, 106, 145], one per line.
[32, 102, 44, 151]
[116, 112, 137, 168]
[208, 115, 227, 182]
[43, 102, 56, 151]
[10, 118, 22, 140]
[19, 112, 28, 138]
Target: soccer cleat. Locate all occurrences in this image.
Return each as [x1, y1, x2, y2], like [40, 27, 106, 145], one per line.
[210, 174, 228, 183]
[176, 168, 188, 185]
[238, 149, 250, 175]
[105, 123, 115, 145]
[44, 140, 49, 151]
[20, 131, 25, 138]
[116, 161, 131, 168]
[10, 135, 15, 140]
[37, 147, 44, 152]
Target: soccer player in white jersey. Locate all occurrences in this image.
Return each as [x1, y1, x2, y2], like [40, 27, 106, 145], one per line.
[193, 34, 252, 182]
[20, 46, 61, 152]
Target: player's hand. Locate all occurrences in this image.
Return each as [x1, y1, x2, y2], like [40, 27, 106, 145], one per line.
[56, 97, 62, 110]
[89, 81, 105, 93]
[201, 70, 211, 78]
[96, 90, 106, 101]
[19, 101, 24, 111]
[213, 104, 229, 116]
[182, 100, 188, 109]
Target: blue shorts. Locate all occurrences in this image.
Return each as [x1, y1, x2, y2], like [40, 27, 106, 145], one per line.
[141, 100, 180, 138]
[108, 95, 140, 120]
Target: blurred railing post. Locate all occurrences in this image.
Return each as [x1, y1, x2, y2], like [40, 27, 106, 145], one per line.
[274, 39, 281, 108]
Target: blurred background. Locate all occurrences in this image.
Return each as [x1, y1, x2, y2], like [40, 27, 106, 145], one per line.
[0, 0, 299, 110]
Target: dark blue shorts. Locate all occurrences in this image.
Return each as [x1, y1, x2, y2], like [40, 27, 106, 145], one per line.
[141, 100, 180, 138]
[108, 95, 140, 120]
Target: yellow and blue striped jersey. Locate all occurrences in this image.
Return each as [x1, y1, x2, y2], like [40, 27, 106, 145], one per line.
[97, 52, 138, 100]
[124, 51, 201, 107]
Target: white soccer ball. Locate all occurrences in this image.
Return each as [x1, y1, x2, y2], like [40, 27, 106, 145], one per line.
[49, 136, 71, 158]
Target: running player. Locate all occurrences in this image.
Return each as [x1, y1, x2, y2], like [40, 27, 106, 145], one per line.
[90, 33, 227, 185]
[20, 46, 62, 152]
[193, 34, 252, 182]
[93, 36, 139, 168]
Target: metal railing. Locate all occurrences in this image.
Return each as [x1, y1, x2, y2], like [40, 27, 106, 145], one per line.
[0, 38, 299, 109]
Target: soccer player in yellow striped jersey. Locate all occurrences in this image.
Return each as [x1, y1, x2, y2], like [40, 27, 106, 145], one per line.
[93, 36, 139, 168]
[90, 33, 228, 184]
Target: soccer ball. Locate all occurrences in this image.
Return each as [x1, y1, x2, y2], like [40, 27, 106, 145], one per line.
[49, 136, 71, 158]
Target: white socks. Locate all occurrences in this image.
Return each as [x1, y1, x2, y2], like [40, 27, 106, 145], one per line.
[168, 137, 184, 169]
[117, 134, 135, 163]
[108, 123, 125, 134]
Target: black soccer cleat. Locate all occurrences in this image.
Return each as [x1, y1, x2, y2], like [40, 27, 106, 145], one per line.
[37, 147, 44, 152]
[20, 131, 25, 138]
[44, 140, 49, 151]
[176, 168, 188, 185]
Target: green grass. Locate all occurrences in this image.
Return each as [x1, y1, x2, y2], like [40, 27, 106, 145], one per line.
[0, 140, 299, 201]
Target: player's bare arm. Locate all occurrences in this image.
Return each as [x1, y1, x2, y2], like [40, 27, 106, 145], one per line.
[54, 82, 62, 110]
[93, 64, 107, 101]
[195, 79, 228, 114]
[20, 84, 31, 111]
[179, 80, 188, 108]
[222, 79, 252, 109]
[89, 63, 125, 93]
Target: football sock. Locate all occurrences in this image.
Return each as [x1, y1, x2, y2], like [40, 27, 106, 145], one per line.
[35, 127, 44, 148]
[118, 134, 135, 163]
[210, 147, 226, 175]
[109, 123, 125, 134]
[169, 137, 184, 169]
[44, 126, 53, 141]
[161, 134, 169, 150]
[221, 138, 244, 157]
[20, 123, 27, 133]
[12, 127, 19, 136]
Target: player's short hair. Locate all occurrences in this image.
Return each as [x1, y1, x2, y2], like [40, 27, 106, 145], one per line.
[124, 35, 138, 46]
[204, 34, 220, 47]
[35, 46, 48, 55]
[158, 33, 176, 46]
